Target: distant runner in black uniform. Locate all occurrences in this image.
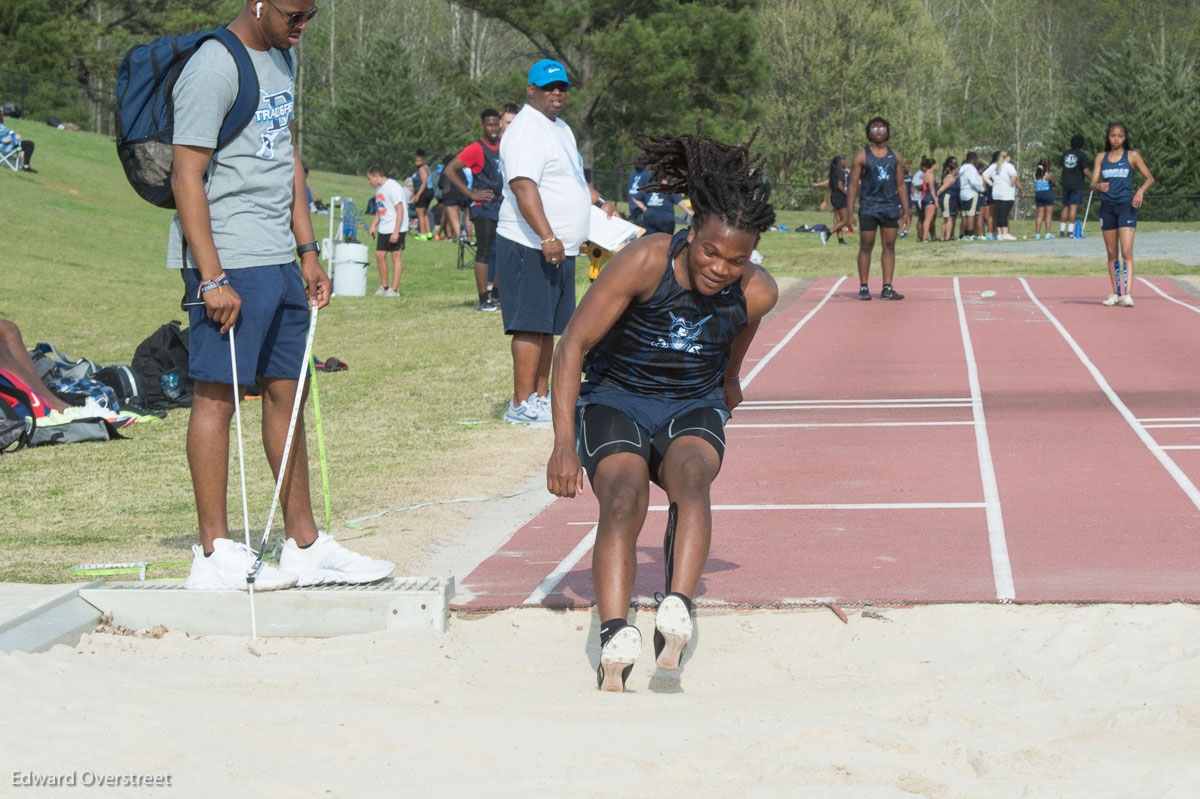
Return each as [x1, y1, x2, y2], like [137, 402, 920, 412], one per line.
[547, 128, 779, 692]
[813, 155, 851, 245]
[845, 116, 910, 300]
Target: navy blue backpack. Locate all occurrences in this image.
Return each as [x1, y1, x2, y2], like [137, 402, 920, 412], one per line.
[114, 27, 289, 208]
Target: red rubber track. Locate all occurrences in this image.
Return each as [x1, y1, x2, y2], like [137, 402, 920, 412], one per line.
[455, 276, 1200, 609]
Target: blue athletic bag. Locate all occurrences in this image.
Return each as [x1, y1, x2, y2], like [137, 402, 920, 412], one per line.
[114, 27, 290, 209]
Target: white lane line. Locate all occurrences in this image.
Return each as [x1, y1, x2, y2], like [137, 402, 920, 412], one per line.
[523, 524, 597, 605]
[742, 398, 971, 404]
[1162, 446, 1200, 451]
[1020, 277, 1200, 512]
[1137, 277, 1200, 313]
[955, 277, 1015, 601]
[742, 276, 846, 389]
[1139, 418, 1200, 423]
[646, 503, 986, 511]
[1145, 424, 1200, 429]
[737, 403, 972, 411]
[728, 421, 973, 429]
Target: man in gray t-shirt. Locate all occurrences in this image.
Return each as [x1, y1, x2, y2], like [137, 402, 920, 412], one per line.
[174, 1, 392, 591]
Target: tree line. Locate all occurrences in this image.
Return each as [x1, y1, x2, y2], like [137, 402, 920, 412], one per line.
[2, 0, 1198, 216]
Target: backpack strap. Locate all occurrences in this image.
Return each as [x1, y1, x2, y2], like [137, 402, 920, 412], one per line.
[209, 26, 259, 150]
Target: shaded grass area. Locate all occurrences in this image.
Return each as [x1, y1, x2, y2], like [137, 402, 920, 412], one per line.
[0, 127, 1196, 583]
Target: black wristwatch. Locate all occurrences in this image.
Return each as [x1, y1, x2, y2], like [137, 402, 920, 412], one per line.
[296, 241, 320, 257]
[593, 197, 607, 209]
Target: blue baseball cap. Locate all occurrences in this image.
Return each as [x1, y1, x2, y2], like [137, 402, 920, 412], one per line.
[528, 59, 571, 87]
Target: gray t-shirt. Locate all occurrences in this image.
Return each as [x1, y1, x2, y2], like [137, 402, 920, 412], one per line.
[166, 40, 297, 269]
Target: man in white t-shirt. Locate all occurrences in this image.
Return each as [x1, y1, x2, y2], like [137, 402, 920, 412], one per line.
[366, 165, 409, 297]
[495, 58, 616, 426]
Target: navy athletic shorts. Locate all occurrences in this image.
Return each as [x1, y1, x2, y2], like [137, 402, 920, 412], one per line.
[858, 214, 899, 231]
[184, 263, 309, 387]
[1099, 202, 1137, 231]
[576, 386, 729, 487]
[1062, 188, 1084, 207]
[495, 236, 576, 335]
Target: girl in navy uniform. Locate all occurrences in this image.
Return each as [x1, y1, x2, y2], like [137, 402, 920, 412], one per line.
[936, 156, 960, 242]
[1033, 158, 1057, 239]
[1091, 123, 1154, 307]
[813, 155, 851, 244]
[845, 116, 911, 300]
[547, 129, 778, 691]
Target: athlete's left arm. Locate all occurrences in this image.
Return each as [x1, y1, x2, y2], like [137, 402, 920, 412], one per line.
[723, 266, 779, 410]
[1130, 152, 1155, 207]
[290, 121, 330, 309]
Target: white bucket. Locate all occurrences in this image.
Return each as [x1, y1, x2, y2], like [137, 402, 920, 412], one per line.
[331, 242, 369, 297]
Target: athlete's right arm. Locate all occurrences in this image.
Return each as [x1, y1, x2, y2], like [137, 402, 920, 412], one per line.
[546, 238, 665, 498]
[844, 150, 865, 215]
[172, 143, 241, 334]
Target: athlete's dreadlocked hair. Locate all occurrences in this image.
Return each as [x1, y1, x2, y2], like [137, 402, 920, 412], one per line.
[633, 124, 775, 234]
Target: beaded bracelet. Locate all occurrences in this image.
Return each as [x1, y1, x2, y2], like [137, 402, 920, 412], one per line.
[197, 273, 230, 298]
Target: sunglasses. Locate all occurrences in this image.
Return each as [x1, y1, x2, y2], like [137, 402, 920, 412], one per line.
[265, 0, 319, 27]
[535, 82, 570, 93]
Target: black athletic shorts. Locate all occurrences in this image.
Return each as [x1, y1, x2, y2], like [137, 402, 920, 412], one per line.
[415, 187, 434, 209]
[376, 231, 405, 251]
[473, 216, 497, 265]
[830, 192, 847, 210]
[576, 402, 728, 488]
[858, 214, 899, 231]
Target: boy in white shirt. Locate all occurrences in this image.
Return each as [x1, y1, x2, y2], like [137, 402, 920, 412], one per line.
[367, 165, 410, 296]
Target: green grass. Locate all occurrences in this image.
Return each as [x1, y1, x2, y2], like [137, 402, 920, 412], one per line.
[0, 124, 1196, 583]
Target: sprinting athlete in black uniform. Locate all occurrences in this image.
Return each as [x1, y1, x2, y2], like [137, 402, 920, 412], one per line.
[547, 129, 778, 692]
[845, 116, 910, 300]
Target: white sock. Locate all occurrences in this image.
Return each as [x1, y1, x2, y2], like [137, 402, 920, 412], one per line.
[1059, 222, 1066, 233]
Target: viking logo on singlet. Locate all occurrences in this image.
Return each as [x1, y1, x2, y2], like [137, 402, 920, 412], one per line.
[254, 86, 294, 160]
[654, 312, 713, 355]
[875, 165, 890, 182]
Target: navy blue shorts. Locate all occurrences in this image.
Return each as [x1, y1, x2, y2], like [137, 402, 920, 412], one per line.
[642, 215, 675, 236]
[1062, 189, 1084, 207]
[1100, 203, 1137, 231]
[939, 193, 958, 216]
[495, 236, 576, 335]
[1035, 191, 1056, 208]
[184, 263, 310, 387]
[858, 214, 899, 231]
[576, 384, 729, 487]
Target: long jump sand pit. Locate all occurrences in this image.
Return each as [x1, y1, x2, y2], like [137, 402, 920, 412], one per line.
[2, 603, 1198, 796]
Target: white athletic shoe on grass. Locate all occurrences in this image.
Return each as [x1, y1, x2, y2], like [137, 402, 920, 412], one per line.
[373, 286, 388, 297]
[504, 394, 551, 427]
[184, 538, 298, 591]
[597, 624, 642, 692]
[1102, 293, 1121, 306]
[1119, 294, 1134, 307]
[280, 532, 395, 587]
[654, 594, 693, 670]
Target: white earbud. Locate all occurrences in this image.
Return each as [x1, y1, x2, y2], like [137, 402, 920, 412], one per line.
[255, 2, 263, 18]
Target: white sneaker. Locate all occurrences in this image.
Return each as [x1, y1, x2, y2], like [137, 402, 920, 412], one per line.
[1119, 294, 1134, 307]
[597, 624, 642, 692]
[373, 286, 388, 297]
[653, 594, 693, 670]
[504, 395, 551, 427]
[533, 393, 554, 424]
[383, 288, 400, 297]
[184, 538, 298, 591]
[819, 230, 830, 246]
[279, 532, 394, 587]
[1102, 293, 1120, 306]
[278, 532, 394, 586]
[1046, 233, 1056, 239]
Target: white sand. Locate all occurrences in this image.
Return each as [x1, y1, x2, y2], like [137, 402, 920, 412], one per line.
[2, 603, 1199, 797]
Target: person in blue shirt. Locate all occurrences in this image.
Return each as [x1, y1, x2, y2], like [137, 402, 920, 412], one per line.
[547, 129, 778, 692]
[630, 178, 693, 235]
[1091, 122, 1154, 307]
[627, 162, 651, 224]
[1032, 158, 1056, 239]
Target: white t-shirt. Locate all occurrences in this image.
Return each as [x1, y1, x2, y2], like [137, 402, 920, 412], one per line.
[497, 105, 591, 252]
[375, 177, 409, 235]
[991, 162, 1018, 201]
[958, 163, 984, 200]
[981, 162, 998, 189]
